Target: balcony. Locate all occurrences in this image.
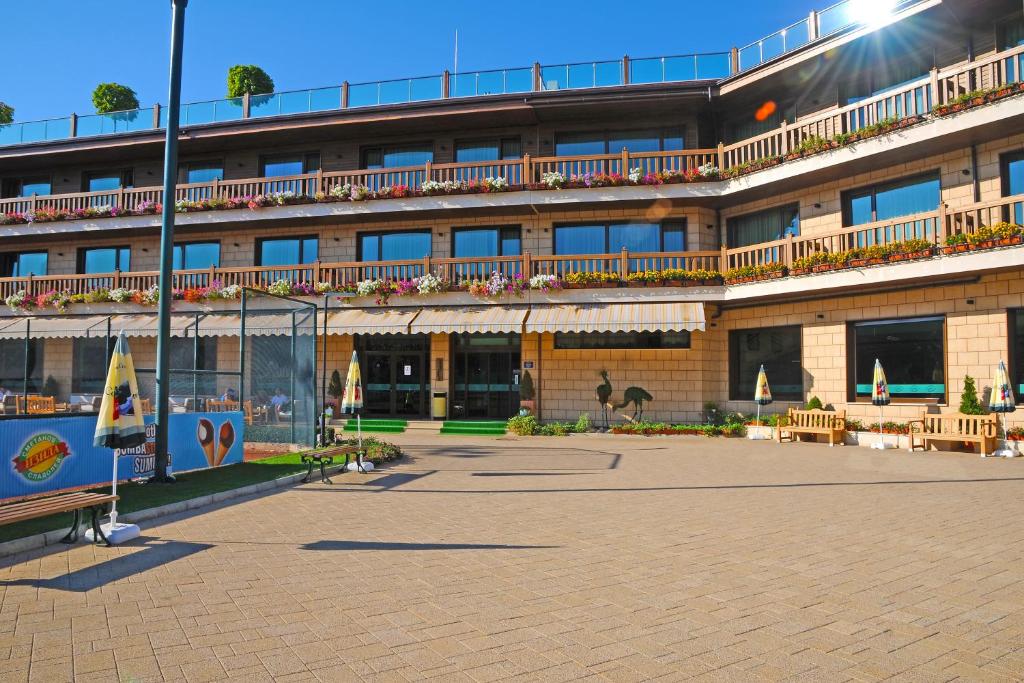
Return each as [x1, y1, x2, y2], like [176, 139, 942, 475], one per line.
[2, 193, 1022, 312]
[1, 43, 1020, 230]
[0, 0, 935, 149]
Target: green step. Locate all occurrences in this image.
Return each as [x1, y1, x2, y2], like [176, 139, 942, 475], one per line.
[344, 419, 408, 427]
[440, 420, 508, 436]
[442, 420, 508, 428]
[341, 418, 408, 434]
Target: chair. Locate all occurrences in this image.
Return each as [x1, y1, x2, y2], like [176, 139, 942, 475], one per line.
[137, 398, 152, 415]
[26, 396, 56, 415]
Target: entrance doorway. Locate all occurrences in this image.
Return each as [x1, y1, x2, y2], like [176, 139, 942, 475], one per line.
[450, 333, 521, 419]
[356, 334, 429, 417]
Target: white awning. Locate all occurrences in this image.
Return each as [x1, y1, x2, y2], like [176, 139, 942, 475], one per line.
[0, 315, 113, 339]
[325, 308, 420, 335]
[195, 312, 315, 337]
[409, 307, 528, 334]
[108, 314, 201, 338]
[524, 303, 705, 333]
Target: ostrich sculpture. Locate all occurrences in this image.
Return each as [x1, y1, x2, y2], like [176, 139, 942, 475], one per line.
[596, 370, 613, 429]
[615, 386, 654, 421]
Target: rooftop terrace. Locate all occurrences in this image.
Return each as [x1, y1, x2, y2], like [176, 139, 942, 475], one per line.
[0, 0, 924, 148]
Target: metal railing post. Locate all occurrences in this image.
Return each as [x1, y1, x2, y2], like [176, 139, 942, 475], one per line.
[622, 55, 630, 85]
[808, 10, 819, 41]
[341, 81, 349, 108]
[69, 113, 77, 138]
[730, 47, 739, 74]
[242, 92, 251, 118]
[153, 104, 161, 129]
[532, 62, 542, 91]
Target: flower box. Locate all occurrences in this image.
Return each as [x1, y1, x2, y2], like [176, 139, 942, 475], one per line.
[790, 267, 811, 276]
[811, 263, 837, 273]
[848, 257, 886, 268]
[887, 249, 933, 262]
[942, 243, 972, 255]
[972, 236, 1023, 249]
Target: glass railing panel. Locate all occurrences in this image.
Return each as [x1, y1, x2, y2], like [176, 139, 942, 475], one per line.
[759, 32, 787, 63]
[0, 123, 21, 146]
[213, 97, 244, 122]
[662, 55, 698, 82]
[696, 53, 732, 79]
[452, 68, 533, 97]
[630, 57, 664, 84]
[505, 68, 533, 92]
[348, 82, 379, 107]
[738, 43, 763, 71]
[410, 75, 443, 102]
[181, 101, 216, 126]
[280, 90, 314, 114]
[782, 18, 811, 51]
[308, 86, 342, 111]
[540, 65, 568, 90]
[817, 0, 856, 37]
[77, 109, 154, 137]
[249, 93, 280, 117]
[377, 79, 409, 104]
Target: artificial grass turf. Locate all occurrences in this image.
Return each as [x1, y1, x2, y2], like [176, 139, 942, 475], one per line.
[0, 452, 312, 544]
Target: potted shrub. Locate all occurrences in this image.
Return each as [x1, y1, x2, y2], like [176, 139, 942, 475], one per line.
[519, 370, 536, 415]
[848, 244, 888, 268]
[968, 222, 1023, 250]
[887, 238, 934, 262]
[943, 232, 971, 254]
[660, 269, 689, 287]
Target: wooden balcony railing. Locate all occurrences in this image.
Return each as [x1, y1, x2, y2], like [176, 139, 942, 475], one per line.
[724, 193, 1024, 271]
[2, 193, 1021, 302]
[1, 45, 1020, 220]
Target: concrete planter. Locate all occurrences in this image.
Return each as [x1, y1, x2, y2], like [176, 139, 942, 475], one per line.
[846, 431, 910, 449]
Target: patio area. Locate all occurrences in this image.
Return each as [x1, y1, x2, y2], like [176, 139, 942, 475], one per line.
[2, 433, 1024, 681]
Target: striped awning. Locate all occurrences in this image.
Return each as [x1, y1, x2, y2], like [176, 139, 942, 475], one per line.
[325, 308, 419, 335]
[410, 307, 528, 334]
[109, 314, 201, 338]
[195, 311, 316, 337]
[524, 303, 705, 333]
[0, 315, 113, 339]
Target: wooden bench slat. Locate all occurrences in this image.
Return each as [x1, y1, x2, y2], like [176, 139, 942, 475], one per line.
[0, 493, 118, 526]
[777, 408, 847, 447]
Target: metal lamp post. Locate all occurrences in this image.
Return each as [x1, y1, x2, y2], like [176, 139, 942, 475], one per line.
[153, 0, 188, 482]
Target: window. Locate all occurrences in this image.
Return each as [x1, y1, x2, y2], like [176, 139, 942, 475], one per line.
[725, 104, 795, 144]
[1002, 151, 1024, 225]
[361, 144, 433, 169]
[554, 128, 684, 155]
[554, 331, 691, 350]
[452, 226, 521, 258]
[727, 205, 800, 247]
[78, 246, 130, 273]
[999, 14, 1024, 50]
[840, 56, 930, 107]
[842, 173, 941, 226]
[1010, 309, 1024, 402]
[169, 336, 218, 396]
[729, 326, 802, 401]
[1, 176, 50, 198]
[358, 231, 432, 261]
[849, 316, 945, 402]
[0, 339, 42, 394]
[183, 161, 223, 184]
[72, 337, 114, 393]
[259, 153, 320, 177]
[257, 237, 318, 266]
[454, 138, 521, 162]
[173, 242, 220, 270]
[554, 221, 686, 254]
[82, 169, 133, 192]
[0, 251, 47, 277]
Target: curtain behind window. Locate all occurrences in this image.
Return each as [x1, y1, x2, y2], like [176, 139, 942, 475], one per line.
[727, 205, 799, 247]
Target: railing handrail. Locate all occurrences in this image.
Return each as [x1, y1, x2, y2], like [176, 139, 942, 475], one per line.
[935, 43, 1024, 82]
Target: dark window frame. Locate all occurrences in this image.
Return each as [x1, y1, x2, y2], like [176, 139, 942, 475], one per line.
[77, 246, 130, 274]
[258, 152, 320, 177]
[72, 336, 116, 394]
[1008, 309, 1024, 404]
[451, 225, 522, 258]
[180, 159, 225, 184]
[81, 168, 134, 193]
[554, 127, 686, 154]
[453, 137, 522, 162]
[1000, 149, 1024, 196]
[0, 175, 52, 199]
[846, 315, 947, 404]
[0, 251, 48, 277]
[728, 325, 803, 401]
[726, 203, 801, 248]
[173, 241, 221, 270]
[255, 235, 319, 266]
[553, 220, 687, 254]
[553, 331, 691, 350]
[0, 338, 43, 394]
[360, 142, 434, 169]
[841, 171, 941, 226]
[357, 229, 433, 261]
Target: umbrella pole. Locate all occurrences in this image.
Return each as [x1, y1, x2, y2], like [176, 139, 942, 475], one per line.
[879, 405, 884, 449]
[756, 404, 761, 427]
[110, 449, 119, 526]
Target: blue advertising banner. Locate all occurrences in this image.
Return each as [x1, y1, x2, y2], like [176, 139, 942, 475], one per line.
[1, 411, 244, 501]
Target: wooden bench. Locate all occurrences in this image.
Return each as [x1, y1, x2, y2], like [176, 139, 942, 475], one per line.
[0, 492, 119, 546]
[908, 412, 997, 456]
[300, 445, 364, 484]
[776, 408, 847, 447]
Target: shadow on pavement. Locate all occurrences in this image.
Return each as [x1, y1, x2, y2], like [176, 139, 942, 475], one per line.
[301, 540, 558, 551]
[0, 538, 211, 592]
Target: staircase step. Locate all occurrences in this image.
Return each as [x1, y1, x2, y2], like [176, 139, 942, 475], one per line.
[342, 424, 406, 434]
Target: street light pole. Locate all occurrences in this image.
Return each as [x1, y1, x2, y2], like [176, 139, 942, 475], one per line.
[154, 0, 188, 482]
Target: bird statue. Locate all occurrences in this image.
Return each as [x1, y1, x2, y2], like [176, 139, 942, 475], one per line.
[596, 370, 613, 429]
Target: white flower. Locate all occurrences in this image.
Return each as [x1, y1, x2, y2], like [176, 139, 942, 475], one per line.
[330, 184, 352, 199]
[483, 176, 509, 191]
[315, 282, 333, 294]
[5, 290, 27, 310]
[109, 288, 133, 303]
[416, 273, 444, 295]
[541, 171, 566, 189]
[356, 279, 383, 297]
[220, 284, 241, 299]
[529, 274, 561, 292]
[267, 280, 293, 296]
[696, 163, 720, 178]
[628, 167, 643, 183]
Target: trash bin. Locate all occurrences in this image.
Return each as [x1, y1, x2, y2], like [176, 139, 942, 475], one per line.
[432, 392, 447, 419]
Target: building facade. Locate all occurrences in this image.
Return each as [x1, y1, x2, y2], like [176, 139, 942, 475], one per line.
[1, 0, 1024, 428]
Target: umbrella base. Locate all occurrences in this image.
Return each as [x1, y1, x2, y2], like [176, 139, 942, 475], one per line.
[346, 461, 374, 473]
[993, 447, 1019, 458]
[870, 442, 895, 450]
[85, 522, 141, 545]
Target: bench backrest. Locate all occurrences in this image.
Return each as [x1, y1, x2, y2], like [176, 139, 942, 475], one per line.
[787, 408, 846, 428]
[920, 412, 996, 437]
[25, 396, 55, 414]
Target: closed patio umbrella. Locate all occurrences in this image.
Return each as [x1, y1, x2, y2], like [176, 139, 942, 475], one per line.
[988, 360, 1017, 458]
[749, 364, 772, 440]
[871, 358, 893, 450]
[341, 350, 370, 472]
[90, 331, 146, 543]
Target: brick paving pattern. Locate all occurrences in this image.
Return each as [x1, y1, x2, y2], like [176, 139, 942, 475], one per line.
[1, 434, 1023, 681]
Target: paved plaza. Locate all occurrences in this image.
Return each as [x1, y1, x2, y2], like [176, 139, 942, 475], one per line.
[2, 434, 1024, 682]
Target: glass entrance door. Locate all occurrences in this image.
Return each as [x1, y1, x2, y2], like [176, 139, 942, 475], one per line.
[451, 334, 521, 419]
[355, 335, 429, 417]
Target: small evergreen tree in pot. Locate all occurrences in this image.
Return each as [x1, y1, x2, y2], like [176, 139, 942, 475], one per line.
[0, 102, 13, 125]
[959, 375, 987, 415]
[327, 369, 343, 410]
[519, 370, 535, 414]
[91, 83, 139, 113]
[227, 65, 274, 97]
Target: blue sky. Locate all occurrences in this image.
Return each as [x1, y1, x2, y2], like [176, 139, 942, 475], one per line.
[2, 0, 821, 122]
